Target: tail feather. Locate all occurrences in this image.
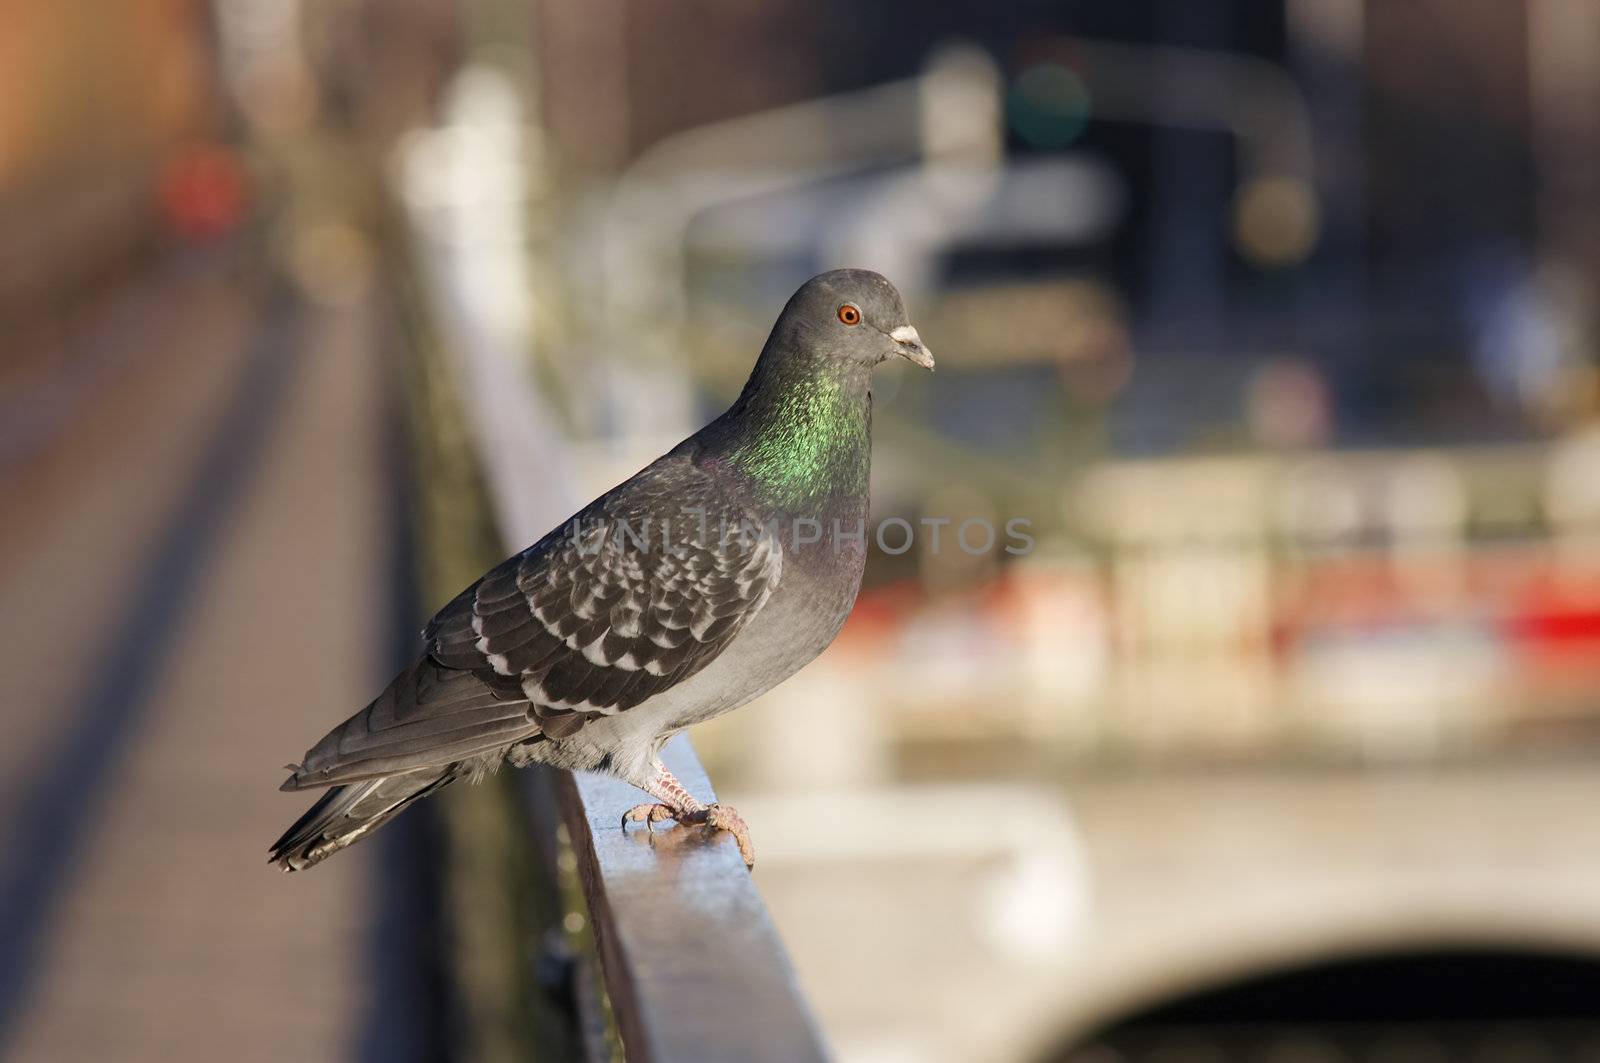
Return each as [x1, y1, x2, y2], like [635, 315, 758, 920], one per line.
[268, 767, 458, 871]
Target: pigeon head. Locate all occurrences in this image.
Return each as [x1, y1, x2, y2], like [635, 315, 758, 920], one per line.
[707, 268, 930, 504]
[765, 269, 934, 373]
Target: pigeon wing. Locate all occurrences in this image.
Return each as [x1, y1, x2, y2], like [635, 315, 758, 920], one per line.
[426, 454, 784, 733]
[285, 455, 784, 790]
[281, 657, 542, 789]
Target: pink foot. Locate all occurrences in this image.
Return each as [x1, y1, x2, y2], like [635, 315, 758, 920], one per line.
[622, 764, 755, 867]
[619, 801, 755, 867]
[621, 802, 679, 830]
[688, 803, 755, 867]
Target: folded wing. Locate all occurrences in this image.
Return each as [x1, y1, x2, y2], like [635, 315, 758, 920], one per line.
[283, 455, 782, 789]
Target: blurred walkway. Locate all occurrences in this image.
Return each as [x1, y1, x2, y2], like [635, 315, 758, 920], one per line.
[0, 257, 410, 1062]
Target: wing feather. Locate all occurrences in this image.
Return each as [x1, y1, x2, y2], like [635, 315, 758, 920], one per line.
[284, 455, 782, 789]
[423, 455, 782, 725]
[283, 658, 540, 789]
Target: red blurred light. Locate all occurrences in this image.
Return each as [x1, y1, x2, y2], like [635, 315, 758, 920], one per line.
[158, 144, 249, 240]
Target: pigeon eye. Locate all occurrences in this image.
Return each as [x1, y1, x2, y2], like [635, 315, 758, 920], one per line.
[837, 304, 862, 326]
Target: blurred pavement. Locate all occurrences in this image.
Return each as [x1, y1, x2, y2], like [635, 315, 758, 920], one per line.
[0, 257, 404, 1062]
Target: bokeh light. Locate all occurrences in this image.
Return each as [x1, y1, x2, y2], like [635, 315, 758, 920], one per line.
[1232, 174, 1320, 267]
[1007, 62, 1092, 149]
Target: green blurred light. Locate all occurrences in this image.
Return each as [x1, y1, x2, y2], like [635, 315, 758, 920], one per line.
[1007, 63, 1092, 149]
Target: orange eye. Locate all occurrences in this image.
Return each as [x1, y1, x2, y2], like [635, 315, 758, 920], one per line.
[837, 304, 862, 326]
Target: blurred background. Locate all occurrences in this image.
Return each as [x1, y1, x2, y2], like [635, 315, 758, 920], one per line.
[3, 1, 1600, 1061]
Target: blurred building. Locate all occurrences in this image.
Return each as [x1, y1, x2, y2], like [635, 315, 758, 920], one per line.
[0, 1, 223, 326]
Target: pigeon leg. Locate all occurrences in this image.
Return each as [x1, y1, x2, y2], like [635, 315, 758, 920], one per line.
[620, 765, 704, 831]
[621, 766, 755, 867]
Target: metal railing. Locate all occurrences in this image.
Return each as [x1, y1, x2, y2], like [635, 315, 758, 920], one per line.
[542, 740, 827, 1063]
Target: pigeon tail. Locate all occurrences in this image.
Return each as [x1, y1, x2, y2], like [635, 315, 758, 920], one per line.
[269, 766, 456, 871]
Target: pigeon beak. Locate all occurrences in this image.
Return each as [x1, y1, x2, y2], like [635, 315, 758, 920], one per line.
[889, 325, 935, 370]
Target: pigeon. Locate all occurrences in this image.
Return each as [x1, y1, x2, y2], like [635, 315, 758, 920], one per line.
[270, 268, 933, 870]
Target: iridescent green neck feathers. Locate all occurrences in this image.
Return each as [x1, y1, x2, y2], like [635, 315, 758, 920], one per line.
[719, 364, 872, 507]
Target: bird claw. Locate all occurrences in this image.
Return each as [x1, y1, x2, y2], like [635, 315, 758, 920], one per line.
[696, 804, 755, 868]
[619, 802, 755, 867]
[621, 802, 679, 831]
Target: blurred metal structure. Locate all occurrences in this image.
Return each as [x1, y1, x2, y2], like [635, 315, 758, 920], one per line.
[601, 44, 1003, 337]
[590, 45, 1006, 440]
[1062, 38, 1316, 203]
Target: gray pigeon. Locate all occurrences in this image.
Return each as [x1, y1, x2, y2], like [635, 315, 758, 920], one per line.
[270, 269, 932, 870]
